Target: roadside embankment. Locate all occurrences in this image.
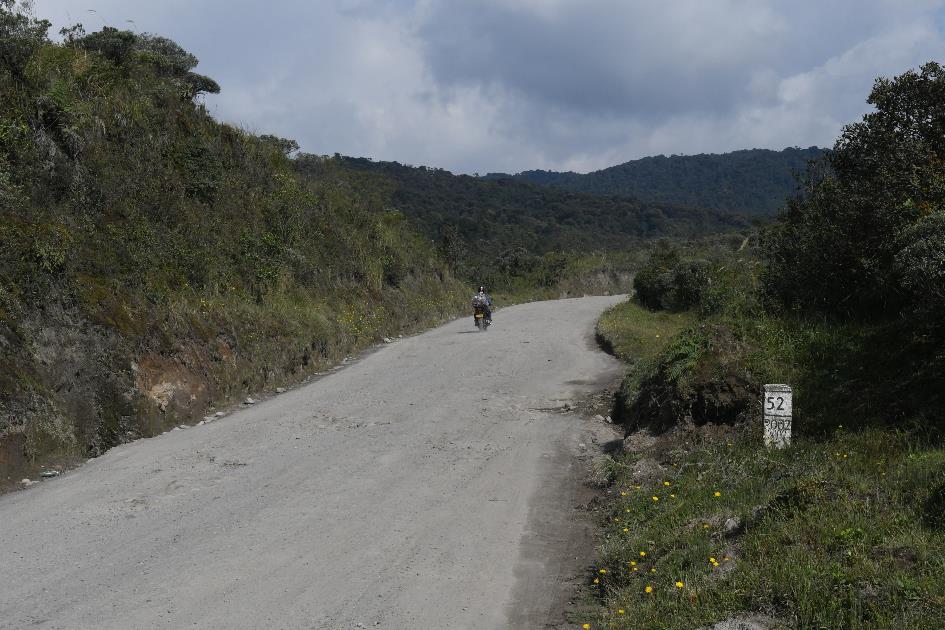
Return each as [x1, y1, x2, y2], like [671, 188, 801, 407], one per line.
[581, 299, 945, 629]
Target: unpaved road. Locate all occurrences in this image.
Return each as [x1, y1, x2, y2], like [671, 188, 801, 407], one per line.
[0, 296, 625, 629]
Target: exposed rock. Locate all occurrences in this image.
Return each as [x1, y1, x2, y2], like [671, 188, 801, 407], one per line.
[244, 397, 256, 405]
[629, 457, 666, 483]
[137, 355, 208, 418]
[275, 387, 286, 394]
[724, 516, 743, 537]
[623, 430, 658, 452]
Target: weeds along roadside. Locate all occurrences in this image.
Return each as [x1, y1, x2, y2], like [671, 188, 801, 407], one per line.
[582, 418, 945, 629]
[581, 242, 945, 628]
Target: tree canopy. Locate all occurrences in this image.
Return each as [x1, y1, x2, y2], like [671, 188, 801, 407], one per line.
[487, 147, 826, 217]
[764, 62, 945, 319]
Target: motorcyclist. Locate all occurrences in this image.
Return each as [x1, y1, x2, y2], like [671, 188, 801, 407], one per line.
[471, 285, 493, 326]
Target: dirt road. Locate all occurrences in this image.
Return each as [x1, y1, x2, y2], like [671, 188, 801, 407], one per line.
[0, 296, 625, 629]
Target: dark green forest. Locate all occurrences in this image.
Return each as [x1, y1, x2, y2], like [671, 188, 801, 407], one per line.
[487, 147, 826, 216]
[336, 156, 747, 255]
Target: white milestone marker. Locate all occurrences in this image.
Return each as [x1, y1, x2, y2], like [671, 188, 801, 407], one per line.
[763, 384, 792, 449]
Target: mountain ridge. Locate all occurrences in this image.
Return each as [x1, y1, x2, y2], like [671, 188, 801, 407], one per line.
[484, 147, 827, 216]
[334, 155, 749, 257]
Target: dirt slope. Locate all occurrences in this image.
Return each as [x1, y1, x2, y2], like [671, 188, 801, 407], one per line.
[0, 296, 624, 629]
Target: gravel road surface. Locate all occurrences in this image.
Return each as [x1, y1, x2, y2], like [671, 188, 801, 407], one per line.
[0, 295, 625, 629]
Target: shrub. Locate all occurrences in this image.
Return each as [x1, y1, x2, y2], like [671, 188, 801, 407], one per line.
[633, 246, 708, 311]
[0, 0, 49, 79]
[618, 323, 759, 433]
[764, 62, 945, 318]
[894, 210, 945, 317]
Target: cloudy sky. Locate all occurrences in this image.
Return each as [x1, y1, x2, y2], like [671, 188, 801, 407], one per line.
[34, 0, 945, 174]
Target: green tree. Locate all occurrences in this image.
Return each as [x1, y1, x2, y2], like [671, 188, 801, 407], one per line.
[0, 0, 50, 79]
[764, 62, 945, 317]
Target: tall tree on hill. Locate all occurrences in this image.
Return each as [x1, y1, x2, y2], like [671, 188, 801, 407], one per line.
[0, 0, 49, 80]
[764, 61, 945, 319]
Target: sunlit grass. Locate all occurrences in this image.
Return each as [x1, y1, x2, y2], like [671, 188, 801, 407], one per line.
[589, 427, 945, 629]
[595, 299, 696, 362]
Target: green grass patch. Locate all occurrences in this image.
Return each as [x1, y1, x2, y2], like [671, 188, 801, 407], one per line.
[596, 299, 696, 363]
[584, 427, 945, 629]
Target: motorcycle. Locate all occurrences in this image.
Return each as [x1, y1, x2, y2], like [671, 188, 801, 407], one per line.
[473, 305, 491, 331]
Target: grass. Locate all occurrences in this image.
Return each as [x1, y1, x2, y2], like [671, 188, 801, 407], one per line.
[595, 299, 696, 363]
[585, 427, 945, 629]
[583, 298, 945, 629]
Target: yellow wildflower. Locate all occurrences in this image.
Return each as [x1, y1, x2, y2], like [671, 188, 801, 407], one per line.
[618, 609, 625, 615]
[599, 568, 608, 574]
[663, 481, 671, 487]
[709, 557, 716, 563]
[645, 585, 653, 593]
[675, 581, 685, 588]
[714, 491, 721, 497]
[639, 551, 647, 557]
[652, 496, 660, 502]
[583, 625, 591, 630]
[630, 561, 637, 566]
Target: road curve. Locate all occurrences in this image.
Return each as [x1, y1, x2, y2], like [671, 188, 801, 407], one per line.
[0, 295, 625, 629]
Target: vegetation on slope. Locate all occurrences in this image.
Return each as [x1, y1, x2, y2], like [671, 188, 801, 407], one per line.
[489, 147, 826, 217]
[337, 156, 748, 259]
[0, 4, 466, 480]
[584, 63, 945, 628]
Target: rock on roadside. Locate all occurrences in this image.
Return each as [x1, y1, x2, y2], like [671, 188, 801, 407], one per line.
[700, 615, 785, 630]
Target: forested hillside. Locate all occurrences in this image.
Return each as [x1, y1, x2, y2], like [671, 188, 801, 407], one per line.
[0, 5, 466, 480]
[488, 147, 826, 216]
[336, 156, 747, 255]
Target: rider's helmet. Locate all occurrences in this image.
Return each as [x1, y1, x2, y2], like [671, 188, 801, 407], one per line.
[478, 285, 485, 293]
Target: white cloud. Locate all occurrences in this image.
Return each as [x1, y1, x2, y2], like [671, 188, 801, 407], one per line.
[31, 0, 945, 173]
